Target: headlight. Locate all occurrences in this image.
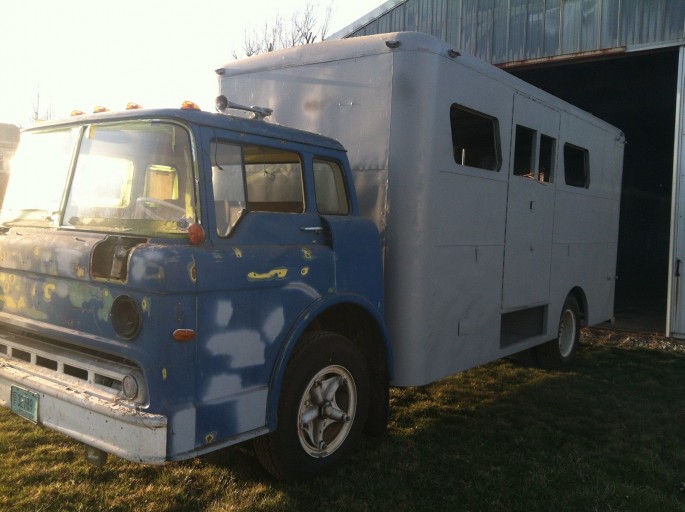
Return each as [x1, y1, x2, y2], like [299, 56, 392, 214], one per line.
[122, 374, 139, 400]
[111, 295, 142, 340]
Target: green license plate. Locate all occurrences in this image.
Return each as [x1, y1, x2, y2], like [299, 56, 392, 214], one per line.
[10, 386, 39, 423]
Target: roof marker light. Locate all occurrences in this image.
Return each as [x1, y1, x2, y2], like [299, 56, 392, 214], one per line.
[93, 106, 110, 113]
[181, 101, 201, 110]
[126, 102, 143, 110]
[71, 110, 85, 116]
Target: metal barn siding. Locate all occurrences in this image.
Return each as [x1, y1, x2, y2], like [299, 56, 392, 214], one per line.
[331, 1, 685, 64]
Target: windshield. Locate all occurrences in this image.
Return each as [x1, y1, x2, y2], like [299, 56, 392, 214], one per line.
[1, 121, 197, 235]
[1, 128, 77, 226]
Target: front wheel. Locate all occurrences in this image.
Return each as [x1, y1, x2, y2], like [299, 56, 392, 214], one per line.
[254, 331, 369, 480]
[535, 295, 581, 369]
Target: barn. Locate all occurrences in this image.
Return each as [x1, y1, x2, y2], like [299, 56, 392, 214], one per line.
[330, 0, 685, 336]
[0, 124, 19, 206]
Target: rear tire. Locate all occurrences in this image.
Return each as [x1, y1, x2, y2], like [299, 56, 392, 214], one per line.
[254, 331, 369, 480]
[535, 295, 581, 369]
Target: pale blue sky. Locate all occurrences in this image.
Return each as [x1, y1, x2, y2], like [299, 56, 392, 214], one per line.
[0, 0, 381, 127]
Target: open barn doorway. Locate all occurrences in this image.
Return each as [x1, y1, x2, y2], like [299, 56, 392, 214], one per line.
[511, 48, 679, 332]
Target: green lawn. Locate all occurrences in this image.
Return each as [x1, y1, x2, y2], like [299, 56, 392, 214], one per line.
[1, 329, 684, 512]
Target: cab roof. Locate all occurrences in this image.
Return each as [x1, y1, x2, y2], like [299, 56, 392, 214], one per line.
[26, 107, 347, 152]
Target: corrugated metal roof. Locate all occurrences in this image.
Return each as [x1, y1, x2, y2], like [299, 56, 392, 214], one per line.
[330, 0, 685, 65]
[328, 0, 409, 40]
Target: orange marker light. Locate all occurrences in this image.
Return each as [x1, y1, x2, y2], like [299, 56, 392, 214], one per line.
[126, 102, 143, 110]
[71, 110, 85, 116]
[93, 106, 110, 113]
[181, 101, 201, 110]
[173, 329, 196, 342]
[188, 223, 205, 245]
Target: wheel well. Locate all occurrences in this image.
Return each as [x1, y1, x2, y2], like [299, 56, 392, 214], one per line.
[568, 287, 587, 326]
[303, 303, 390, 436]
[303, 304, 387, 374]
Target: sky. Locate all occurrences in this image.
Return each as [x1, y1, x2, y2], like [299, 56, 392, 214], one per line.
[0, 0, 383, 127]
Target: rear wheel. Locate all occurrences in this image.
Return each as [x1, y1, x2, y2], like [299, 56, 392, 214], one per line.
[535, 295, 581, 369]
[254, 331, 369, 480]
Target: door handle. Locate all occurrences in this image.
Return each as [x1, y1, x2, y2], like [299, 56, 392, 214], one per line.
[300, 226, 324, 233]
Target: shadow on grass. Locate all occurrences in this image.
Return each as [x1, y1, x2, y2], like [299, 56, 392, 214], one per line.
[255, 344, 685, 512]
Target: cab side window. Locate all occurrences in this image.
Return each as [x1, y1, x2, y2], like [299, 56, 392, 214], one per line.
[313, 159, 350, 215]
[244, 146, 304, 213]
[211, 142, 306, 237]
[211, 142, 246, 237]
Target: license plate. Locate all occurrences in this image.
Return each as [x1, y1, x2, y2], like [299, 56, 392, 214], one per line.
[10, 386, 39, 423]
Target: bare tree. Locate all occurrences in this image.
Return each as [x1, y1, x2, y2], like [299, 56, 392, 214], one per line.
[234, 2, 332, 59]
[30, 86, 53, 124]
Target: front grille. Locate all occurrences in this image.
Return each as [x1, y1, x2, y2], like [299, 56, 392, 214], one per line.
[0, 330, 146, 405]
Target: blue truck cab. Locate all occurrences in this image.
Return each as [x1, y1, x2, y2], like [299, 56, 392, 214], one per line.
[0, 103, 391, 480]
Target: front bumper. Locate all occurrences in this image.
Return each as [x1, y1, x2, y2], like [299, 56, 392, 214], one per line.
[0, 360, 167, 464]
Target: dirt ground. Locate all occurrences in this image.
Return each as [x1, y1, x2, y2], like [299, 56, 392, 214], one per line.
[584, 325, 685, 354]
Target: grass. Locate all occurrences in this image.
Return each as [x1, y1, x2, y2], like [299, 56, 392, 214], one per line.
[1, 329, 684, 511]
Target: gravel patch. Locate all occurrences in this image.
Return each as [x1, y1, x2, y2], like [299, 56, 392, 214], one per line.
[583, 326, 685, 354]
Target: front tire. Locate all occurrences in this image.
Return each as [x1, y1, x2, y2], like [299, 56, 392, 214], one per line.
[254, 331, 369, 480]
[535, 295, 581, 369]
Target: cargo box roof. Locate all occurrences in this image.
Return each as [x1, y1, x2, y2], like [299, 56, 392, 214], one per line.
[218, 31, 623, 136]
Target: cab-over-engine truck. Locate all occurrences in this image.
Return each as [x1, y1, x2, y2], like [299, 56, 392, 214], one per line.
[0, 32, 623, 480]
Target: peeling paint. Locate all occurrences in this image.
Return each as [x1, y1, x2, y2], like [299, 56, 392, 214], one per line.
[56, 282, 69, 298]
[300, 267, 309, 276]
[233, 248, 243, 258]
[216, 300, 234, 327]
[96, 290, 114, 322]
[130, 259, 164, 282]
[247, 268, 288, 281]
[43, 283, 56, 301]
[262, 307, 285, 343]
[68, 284, 96, 309]
[203, 373, 243, 400]
[301, 248, 313, 260]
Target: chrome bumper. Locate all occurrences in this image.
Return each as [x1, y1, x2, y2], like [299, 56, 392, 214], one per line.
[0, 350, 167, 464]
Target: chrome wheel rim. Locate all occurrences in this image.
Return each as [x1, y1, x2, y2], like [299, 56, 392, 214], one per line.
[558, 308, 577, 358]
[297, 365, 357, 458]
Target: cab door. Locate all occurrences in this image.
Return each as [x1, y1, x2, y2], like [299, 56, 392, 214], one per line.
[502, 94, 560, 309]
[193, 137, 336, 443]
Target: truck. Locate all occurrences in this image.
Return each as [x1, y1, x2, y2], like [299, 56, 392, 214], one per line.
[0, 32, 623, 481]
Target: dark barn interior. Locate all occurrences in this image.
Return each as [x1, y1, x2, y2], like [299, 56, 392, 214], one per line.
[512, 49, 678, 330]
